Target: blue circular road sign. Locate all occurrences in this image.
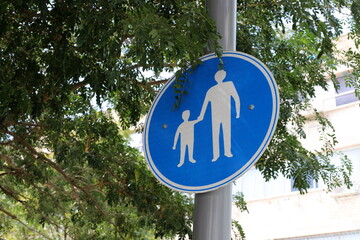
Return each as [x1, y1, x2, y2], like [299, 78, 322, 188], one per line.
[143, 51, 279, 193]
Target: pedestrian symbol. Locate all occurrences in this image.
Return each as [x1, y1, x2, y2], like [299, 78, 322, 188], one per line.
[143, 51, 279, 193]
[197, 70, 240, 162]
[172, 110, 200, 167]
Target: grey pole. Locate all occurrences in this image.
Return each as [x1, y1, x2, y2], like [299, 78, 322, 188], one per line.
[206, 0, 237, 52]
[193, 1, 237, 240]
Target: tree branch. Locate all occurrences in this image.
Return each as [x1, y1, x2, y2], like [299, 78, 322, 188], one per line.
[0, 184, 27, 204]
[17, 122, 46, 128]
[69, 79, 91, 91]
[238, 1, 285, 8]
[131, 62, 177, 70]
[146, 79, 168, 86]
[2, 129, 122, 234]
[0, 204, 52, 240]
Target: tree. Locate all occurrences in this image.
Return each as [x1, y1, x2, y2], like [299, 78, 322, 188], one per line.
[0, 0, 217, 238]
[0, 0, 359, 239]
[235, 0, 359, 192]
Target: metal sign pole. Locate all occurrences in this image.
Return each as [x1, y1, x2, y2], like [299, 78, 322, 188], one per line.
[193, 1, 237, 240]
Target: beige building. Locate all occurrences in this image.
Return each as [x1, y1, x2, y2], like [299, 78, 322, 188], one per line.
[233, 35, 360, 240]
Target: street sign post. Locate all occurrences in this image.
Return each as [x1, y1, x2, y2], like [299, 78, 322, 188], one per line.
[143, 51, 279, 193]
[194, 2, 237, 239]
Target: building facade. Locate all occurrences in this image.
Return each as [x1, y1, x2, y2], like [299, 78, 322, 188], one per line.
[232, 35, 360, 240]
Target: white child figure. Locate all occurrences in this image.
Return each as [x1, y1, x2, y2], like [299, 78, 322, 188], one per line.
[172, 110, 201, 167]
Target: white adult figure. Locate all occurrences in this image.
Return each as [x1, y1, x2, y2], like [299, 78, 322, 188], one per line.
[197, 70, 240, 162]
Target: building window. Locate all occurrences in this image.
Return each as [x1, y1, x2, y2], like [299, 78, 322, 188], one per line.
[335, 76, 358, 106]
[291, 177, 319, 192]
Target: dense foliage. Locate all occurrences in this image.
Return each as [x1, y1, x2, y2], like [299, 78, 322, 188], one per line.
[0, 0, 359, 239]
[0, 0, 217, 238]
[236, 0, 359, 192]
